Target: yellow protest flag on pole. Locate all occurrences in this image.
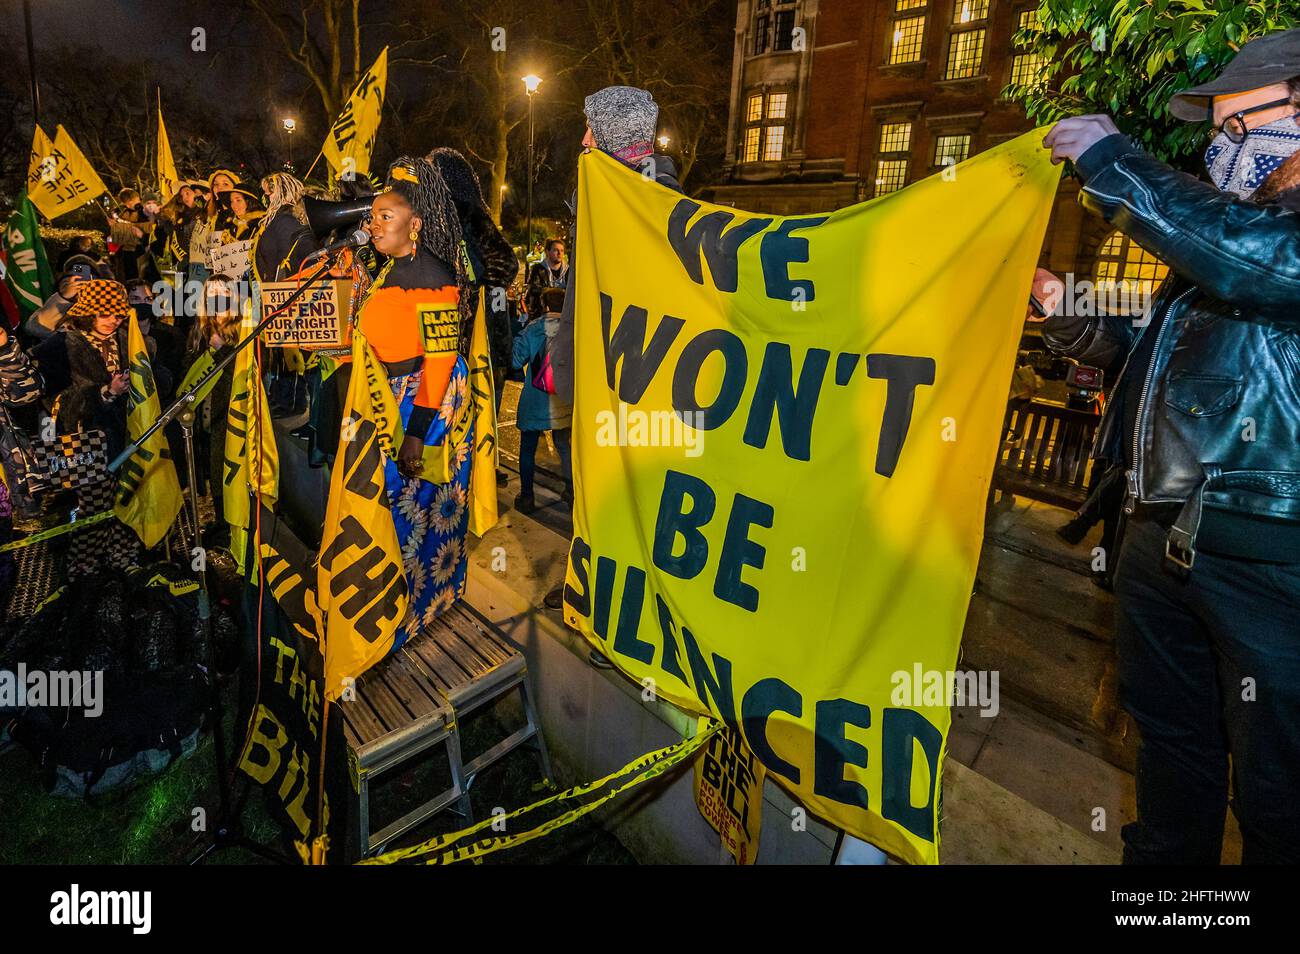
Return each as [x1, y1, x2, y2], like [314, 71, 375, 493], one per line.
[467, 298, 499, 537]
[114, 311, 184, 548]
[317, 327, 409, 700]
[157, 102, 180, 201]
[320, 46, 388, 179]
[222, 311, 280, 575]
[26, 125, 109, 220]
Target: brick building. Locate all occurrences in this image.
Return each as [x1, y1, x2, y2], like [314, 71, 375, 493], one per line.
[706, 0, 1169, 293]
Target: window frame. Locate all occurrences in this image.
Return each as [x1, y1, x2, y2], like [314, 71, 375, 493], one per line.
[739, 88, 793, 164]
[874, 116, 915, 196]
[944, 24, 987, 80]
[1094, 230, 1170, 313]
[932, 132, 972, 169]
[887, 1, 929, 66]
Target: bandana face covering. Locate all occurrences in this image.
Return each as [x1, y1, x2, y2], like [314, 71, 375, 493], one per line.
[1204, 114, 1300, 198]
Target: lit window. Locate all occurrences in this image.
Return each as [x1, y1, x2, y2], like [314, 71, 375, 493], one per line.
[763, 126, 786, 161]
[953, 0, 989, 23]
[879, 122, 913, 153]
[1010, 52, 1047, 87]
[767, 92, 788, 119]
[747, 94, 763, 123]
[896, 0, 926, 9]
[875, 159, 909, 195]
[1095, 231, 1169, 312]
[1017, 8, 1041, 32]
[934, 134, 971, 167]
[945, 27, 986, 78]
[890, 14, 927, 63]
[744, 126, 761, 163]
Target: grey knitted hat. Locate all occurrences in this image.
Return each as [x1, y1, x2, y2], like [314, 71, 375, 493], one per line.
[584, 86, 659, 159]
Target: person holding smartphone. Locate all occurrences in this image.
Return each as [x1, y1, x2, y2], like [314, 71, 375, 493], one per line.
[31, 279, 141, 575]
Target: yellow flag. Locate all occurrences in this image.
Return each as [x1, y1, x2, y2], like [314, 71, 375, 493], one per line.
[317, 326, 409, 700]
[321, 47, 388, 178]
[157, 105, 180, 201]
[562, 131, 1059, 865]
[222, 311, 280, 573]
[467, 299, 499, 537]
[114, 311, 183, 548]
[27, 125, 108, 220]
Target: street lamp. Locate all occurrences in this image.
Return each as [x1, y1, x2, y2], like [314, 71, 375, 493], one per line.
[522, 73, 542, 259]
[658, 134, 671, 150]
[282, 117, 296, 172]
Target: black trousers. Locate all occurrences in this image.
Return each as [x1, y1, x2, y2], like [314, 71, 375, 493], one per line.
[1115, 515, 1300, 864]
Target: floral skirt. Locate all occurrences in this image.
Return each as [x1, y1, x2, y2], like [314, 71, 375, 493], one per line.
[385, 357, 472, 648]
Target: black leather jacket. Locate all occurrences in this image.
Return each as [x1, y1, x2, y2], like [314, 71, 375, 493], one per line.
[1043, 134, 1300, 567]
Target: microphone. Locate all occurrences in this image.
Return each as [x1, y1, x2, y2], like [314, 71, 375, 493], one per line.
[302, 228, 370, 265]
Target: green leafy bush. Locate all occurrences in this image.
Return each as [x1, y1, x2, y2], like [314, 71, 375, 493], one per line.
[1006, 1, 1299, 167]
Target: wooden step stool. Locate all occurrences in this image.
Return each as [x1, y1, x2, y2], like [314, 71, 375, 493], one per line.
[341, 602, 552, 856]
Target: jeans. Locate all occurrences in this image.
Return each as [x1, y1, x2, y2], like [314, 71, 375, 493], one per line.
[1115, 514, 1300, 864]
[518, 427, 571, 497]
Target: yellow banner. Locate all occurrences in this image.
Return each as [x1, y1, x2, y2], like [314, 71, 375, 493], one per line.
[222, 311, 280, 572]
[321, 47, 388, 178]
[467, 299, 499, 537]
[114, 312, 183, 548]
[317, 327, 409, 700]
[27, 125, 109, 220]
[157, 106, 180, 201]
[562, 133, 1058, 865]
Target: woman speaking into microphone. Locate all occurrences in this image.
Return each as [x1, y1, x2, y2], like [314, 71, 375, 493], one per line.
[355, 155, 476, 637]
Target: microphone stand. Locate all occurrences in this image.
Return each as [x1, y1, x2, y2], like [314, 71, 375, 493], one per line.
[106, 250, 343, 865]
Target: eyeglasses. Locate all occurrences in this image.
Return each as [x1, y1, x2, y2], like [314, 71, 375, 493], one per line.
[1220, 97, 1295, 144]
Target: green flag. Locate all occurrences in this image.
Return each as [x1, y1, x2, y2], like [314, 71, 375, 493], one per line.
[2, 191, 55, 319]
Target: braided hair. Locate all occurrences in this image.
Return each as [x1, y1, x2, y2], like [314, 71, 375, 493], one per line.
[261, 172, 309, 225]
[385, 155, 473, 344]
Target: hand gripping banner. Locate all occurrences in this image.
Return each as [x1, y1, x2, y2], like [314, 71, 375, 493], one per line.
[562, 131, 1058, 864]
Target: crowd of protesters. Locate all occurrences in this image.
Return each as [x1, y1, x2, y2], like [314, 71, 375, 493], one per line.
[0, 83, 690, 655]
[4, 21, 1300, 872]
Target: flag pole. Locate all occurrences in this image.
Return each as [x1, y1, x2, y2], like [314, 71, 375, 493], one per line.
[22, 0, 40, 127]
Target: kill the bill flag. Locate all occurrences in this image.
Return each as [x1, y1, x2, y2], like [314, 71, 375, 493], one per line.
[563, 131, 1058, 864]
[27, 125, 109, 220]
[157, 104, 180, 203]
[222, 312, 280, 574]
[321, 47, 388, 179]
[317, 299, 499, 701]
[114, 310, 183, 548]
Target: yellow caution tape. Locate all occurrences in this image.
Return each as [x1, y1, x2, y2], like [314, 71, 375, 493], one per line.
[360, 720, 721, 866]
[0, 510, 114, 554]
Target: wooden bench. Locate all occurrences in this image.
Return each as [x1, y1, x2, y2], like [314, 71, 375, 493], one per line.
[990, 399, 1100, 512]
[341, 602, 552, 856]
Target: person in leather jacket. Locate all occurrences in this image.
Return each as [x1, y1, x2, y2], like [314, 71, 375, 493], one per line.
[1038, 29, 1300, 865]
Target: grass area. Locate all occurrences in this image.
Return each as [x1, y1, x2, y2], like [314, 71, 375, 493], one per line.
[1, 677, 635, 866]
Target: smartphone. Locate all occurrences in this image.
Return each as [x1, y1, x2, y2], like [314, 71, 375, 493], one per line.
[1028, 294, 1048, 318]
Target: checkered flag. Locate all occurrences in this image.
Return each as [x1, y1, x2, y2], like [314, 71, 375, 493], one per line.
[28, 429, 109, 492]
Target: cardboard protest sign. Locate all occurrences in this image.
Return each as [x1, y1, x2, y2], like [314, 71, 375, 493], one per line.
[260, 280, 353, 349]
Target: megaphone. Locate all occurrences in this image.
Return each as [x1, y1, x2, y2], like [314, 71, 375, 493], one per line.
[303, 195, 372, 238]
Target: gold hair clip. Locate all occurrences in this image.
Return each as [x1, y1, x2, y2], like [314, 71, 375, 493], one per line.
[389, 165, 419, 184]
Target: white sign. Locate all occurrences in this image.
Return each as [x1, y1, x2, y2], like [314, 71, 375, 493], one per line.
[206, 239, 253, 277]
